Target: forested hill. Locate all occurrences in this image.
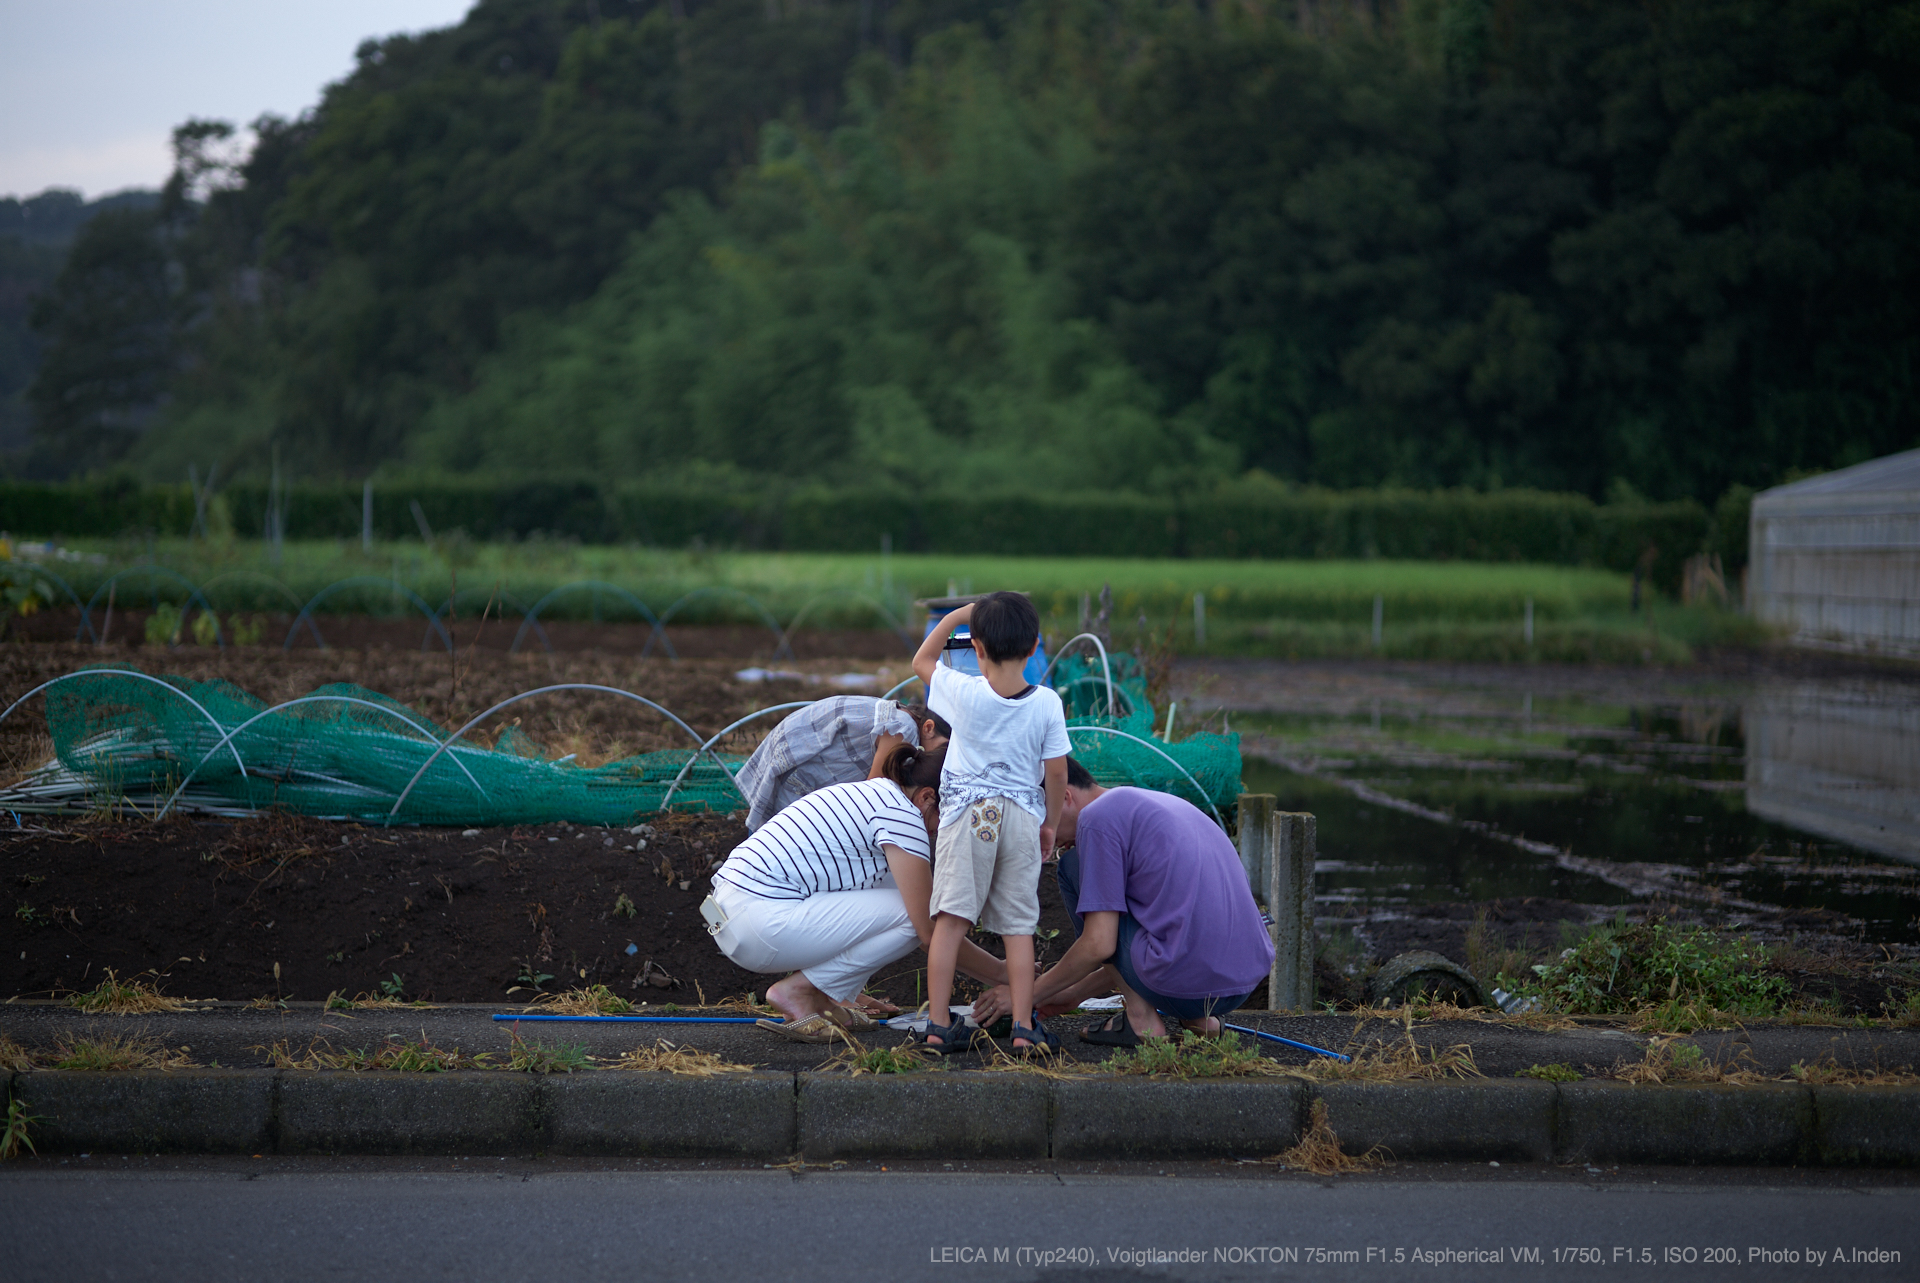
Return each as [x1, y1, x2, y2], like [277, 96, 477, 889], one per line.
[20, 0, 1920, 507]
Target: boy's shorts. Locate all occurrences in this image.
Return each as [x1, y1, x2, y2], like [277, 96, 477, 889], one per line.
[930, 797, 1041, 935]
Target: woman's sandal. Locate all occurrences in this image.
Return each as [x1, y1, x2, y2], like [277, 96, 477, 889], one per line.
[910, 1017, 986, 1055]
[1077, 1010, 1141, 1048]
[1008, 1021, 1060, 1057]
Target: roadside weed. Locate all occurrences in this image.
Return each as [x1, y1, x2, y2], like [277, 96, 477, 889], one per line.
[66, 970, 184, 1014]
[1515, 1063, 1582, 1082]
[1788, 1056, 1920, 1087]
[1612, 1037, 1764, 1085]
[50, 1034, 197, 1071]
[828, 1040, 939, 1075]
[1267, 1100, 1382, 1175]
[0, 1034, 35, 1071]
[1303, 1039, 1481, 1082]
[1520, 919, 1788, 1018]
[2, 1099, 41, 1159]
[1101, 1031, 1284, 1079]
[487, 1030, 593, 1073]
[530, 984, 634, 1016]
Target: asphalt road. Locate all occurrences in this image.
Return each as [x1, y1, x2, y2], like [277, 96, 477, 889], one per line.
[4, 1159, 1915, 1281]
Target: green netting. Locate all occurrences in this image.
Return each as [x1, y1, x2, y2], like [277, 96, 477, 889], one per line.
[25, 658, 1241, 826]
[1052, 652, 1243, 817]
[39, 665, 744, 825]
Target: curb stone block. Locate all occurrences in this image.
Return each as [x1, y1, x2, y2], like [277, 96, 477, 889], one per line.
[545, 1072, 795, 1157]
[277, 1072, 540, 1155]
[1812, 1087, 1920, 1167]
[1052, 1078, 1304, 1160]
[1557, 1082, 1814, 1166]
[1315, 1080, 1554, 1163]
[798, 1072, 1049, 1160]
[12, 1070, 273, 1154]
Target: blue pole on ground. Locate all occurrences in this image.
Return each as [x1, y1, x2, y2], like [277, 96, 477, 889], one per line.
[492, 1014, 765, 1025]
[1222, 1022, 1351, 1062]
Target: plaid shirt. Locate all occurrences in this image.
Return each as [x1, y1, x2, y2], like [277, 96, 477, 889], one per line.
[733, 696, 919, 832]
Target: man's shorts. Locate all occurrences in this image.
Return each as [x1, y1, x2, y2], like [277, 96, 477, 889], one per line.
[930, 797, 1042, 936]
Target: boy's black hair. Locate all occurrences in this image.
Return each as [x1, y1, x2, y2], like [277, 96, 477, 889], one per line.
[1064, 757, 1096, 790]
[969, 591, 1040, 664]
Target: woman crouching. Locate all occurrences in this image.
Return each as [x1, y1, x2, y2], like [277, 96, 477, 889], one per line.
[704, 741, 1010, 1042]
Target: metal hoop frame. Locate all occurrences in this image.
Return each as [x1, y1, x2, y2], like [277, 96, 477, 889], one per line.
[510, 581, 664, 656]
[1066, 724, 1228, 831]
[0, 670, 249, 779]
[656, 700, 816, 812]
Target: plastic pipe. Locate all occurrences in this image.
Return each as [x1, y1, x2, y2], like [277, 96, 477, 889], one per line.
[492, 1013, 764, 1025]
[1222, 1021, 1350, 1062]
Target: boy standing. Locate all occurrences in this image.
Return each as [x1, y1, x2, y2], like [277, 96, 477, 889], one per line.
[910, 592, 1071, 1053]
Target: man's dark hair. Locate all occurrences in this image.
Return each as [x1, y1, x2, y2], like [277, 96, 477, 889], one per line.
[970, 591, 1039, 663]
[1064, 757, 1096, 790]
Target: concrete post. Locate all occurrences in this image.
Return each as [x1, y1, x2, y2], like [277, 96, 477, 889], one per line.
[1267, 811, 1316, 1013]
[1235, 794, 1274, 905]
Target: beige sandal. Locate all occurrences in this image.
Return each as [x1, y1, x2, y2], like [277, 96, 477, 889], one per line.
[755, 1014, 848, 1044]
[832, 1005, 880, 1032]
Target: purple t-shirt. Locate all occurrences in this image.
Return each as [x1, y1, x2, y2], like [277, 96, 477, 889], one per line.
[1073, 787, 1274, 999]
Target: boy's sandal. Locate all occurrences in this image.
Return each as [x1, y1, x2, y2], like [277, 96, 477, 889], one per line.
[1078, 1010, 1140, 1048]
[910, 1018, 986, 1056]
[1008, 1022, 1060, 1056]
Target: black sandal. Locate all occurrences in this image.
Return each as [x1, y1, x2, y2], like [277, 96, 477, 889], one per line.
[911, 1016, 986, 1055]
[1078, 1010, 1140, 1048]
[1009, 1021, 1060, 1056]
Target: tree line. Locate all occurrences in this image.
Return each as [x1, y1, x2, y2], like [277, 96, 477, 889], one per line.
[15, 0, 1918, 511]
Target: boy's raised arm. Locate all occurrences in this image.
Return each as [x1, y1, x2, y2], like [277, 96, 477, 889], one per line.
[912, 602, 972, 686]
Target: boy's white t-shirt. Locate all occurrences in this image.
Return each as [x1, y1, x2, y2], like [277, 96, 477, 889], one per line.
[927, 664, 1072, 827]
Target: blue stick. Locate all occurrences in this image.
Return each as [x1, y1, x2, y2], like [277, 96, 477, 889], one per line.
[1222, 1022, 1351, 1062]
[492, 1013, 764, 1025]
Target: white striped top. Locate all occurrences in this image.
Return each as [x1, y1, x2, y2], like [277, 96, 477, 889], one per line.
[711, 777, 931, 901]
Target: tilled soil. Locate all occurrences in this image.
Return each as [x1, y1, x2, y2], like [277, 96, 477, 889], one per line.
[1, 810, 1081, 1005]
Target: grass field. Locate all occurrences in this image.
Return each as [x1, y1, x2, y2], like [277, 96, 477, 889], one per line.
[15, 536, 1767, 663]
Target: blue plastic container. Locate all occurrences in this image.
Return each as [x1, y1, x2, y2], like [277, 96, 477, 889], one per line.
[921, 597, 1050, 686]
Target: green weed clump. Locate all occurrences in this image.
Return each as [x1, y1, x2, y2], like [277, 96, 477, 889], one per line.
[1509, 919, 1788, 1018]
[487, 1032, 593, 1074]
[1101, 1031, 1281, 1079]
[66, 970, 184, 1015]
[829, 1041, 939, 1075]
[1515, 1063, 1582, 1082]
[50, 1035, 197, 1071]
[2, 1099, 41, 1159]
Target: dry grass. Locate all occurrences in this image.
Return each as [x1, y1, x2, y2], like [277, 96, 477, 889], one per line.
[0, 1033, 37, 1071]
[0, 730, 53, 789]
[819, 1034, 940, 1075]
[50, 1033, 197, 1071]
[1347, 999, 1578, 1031]
[1625, 1000, 1747, 1034]
[1787, 1055, 1920, 1087]
[707, 992, 777, 1016]
[528, 984, 635, 1016]
[65, 970, 184, 1014]
[253, 1033, 470, 1072]
[1301, 1038, 1482, 1082]
[607, 1040, 756, 1076]
[1267, 1100, 1384, 1175]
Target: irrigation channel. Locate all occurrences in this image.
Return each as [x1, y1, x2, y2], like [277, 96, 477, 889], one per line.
[1182, 659, 1920, 948]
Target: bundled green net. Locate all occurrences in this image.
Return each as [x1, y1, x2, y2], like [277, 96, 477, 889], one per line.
[12, 658, 1241, 825]
[1051, 652, 1243, 818]
[27, 665, 743, 825]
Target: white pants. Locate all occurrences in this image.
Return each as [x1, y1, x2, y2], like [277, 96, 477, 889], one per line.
[710, 879, 920, 1002]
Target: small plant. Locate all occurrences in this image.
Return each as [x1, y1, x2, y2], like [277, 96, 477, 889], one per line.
[613, 893, 636, 919]
[486, 1030, 593, 1074]
[1612, 1037, 1763, 1085]
[144, 602, 185, 646]
[830, 1041, 938, 1075]
[532, 984, 634, 1016]
[190, 610, 220, 646]
[1515, 1063, 1582, 1082]
[50, 1034, 197, 1071]
[325, 990, 357, 1011]
[67, 970, 184, 1014]
[1102, 1031, 1283, 1079]
[228, 614, 266, 646]
[1788, 1056, 1920, 1087]
[13, 902, 40, 925]
[2, 1099, 41, 1160]
[511, 960, 555, 993]
[1883, 990, 1920, 1028]
[326, 951, 345, 964]
[0, 559, 54, 635]
[378, 973, 406, 999]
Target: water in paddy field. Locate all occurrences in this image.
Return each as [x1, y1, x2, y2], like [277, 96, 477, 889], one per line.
[1185, 662, 1920, 944]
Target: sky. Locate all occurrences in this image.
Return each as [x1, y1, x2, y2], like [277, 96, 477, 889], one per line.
[0, 1, 475, 200]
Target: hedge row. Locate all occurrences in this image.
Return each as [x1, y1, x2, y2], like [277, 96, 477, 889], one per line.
[1, 480, 1709, 588]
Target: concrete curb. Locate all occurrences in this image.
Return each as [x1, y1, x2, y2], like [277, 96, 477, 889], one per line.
[7, 1070, 1920, 1165]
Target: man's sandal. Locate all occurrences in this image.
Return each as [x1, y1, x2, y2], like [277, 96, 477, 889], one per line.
[910, 1017, 986, 1055]
[1078, 1010, 1141, 1048]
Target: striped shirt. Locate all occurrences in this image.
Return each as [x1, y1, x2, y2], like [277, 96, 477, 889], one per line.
[711, 778, 931, 901]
